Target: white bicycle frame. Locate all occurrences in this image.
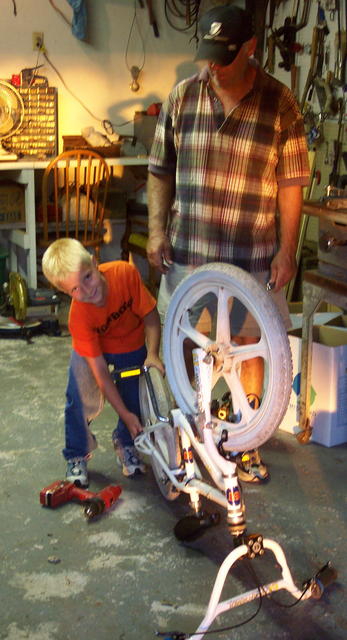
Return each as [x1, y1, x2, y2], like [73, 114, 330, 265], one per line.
[135, 349, 329, 640]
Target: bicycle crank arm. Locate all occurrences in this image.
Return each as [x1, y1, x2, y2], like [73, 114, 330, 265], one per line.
[135, 431, 185, 488]
[136, 432, 227, 507]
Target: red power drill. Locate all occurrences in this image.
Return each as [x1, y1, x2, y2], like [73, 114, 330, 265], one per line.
[40, 480, 122, 520]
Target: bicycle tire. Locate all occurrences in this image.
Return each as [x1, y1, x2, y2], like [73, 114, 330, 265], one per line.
[139, 367, 181, 500]
[163, 263, 292, 452]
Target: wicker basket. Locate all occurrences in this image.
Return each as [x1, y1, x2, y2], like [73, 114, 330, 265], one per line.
[62, 135, 121, 157]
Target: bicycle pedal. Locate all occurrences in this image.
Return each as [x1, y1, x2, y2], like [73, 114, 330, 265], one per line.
[174, 511, 220, 542]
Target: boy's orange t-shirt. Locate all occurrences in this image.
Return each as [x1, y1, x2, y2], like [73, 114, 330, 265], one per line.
[68, 261, 156, 358]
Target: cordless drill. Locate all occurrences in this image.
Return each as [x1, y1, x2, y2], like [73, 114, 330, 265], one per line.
[40, 480, 122, 520]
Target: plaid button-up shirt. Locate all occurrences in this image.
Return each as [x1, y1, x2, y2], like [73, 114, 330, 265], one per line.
[149, 65, 310, 272]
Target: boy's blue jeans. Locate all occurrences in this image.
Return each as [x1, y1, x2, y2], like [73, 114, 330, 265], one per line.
[63, 345, 147, 460]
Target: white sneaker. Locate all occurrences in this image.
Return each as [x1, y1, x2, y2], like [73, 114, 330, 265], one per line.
[113, 441, 146, 478]
[66, 458, 88, 487]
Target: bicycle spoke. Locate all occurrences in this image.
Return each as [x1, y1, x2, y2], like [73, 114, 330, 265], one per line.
[229, 337, 268, 365]
[177, 311, 213, 350]
[215, 286, 231, 343]
[223, 369, 255, 424]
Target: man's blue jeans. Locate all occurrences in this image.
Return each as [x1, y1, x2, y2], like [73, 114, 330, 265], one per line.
[63, 345, 147, 460]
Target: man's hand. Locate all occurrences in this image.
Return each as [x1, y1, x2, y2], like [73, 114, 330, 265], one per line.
[269, 247, 297, 292]
[123, 411, 143, 439]
[147, 232, 173, 274]
[147, 172, 175, 273]
[273, 184, 303, 292]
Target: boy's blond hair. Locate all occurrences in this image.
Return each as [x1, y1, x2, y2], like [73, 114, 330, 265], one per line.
[42, 238, 93, 289]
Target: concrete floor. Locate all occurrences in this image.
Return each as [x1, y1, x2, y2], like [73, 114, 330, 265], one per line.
[0, 310, 346, 640]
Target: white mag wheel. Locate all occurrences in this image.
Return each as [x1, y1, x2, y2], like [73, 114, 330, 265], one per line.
[163, 263, 292, 452]
[139, 367, 181, 500]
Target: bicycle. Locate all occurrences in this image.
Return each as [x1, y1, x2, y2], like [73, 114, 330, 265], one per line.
[134, 263, 336, 640]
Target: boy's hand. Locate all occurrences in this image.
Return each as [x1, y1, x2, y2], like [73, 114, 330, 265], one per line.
[123, 412, 143, 439]
[144, 354, 165, 376]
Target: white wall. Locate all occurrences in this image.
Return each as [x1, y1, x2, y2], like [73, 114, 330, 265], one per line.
[0, 0, 200, 144]
[1, 0, 345, 253]
[0, 0, 345, 290]
[1, 0, 344, 155]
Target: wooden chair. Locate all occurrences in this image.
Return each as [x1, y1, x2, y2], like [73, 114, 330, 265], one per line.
[37, 149, 110, 262]
[121, 200, 159, 295]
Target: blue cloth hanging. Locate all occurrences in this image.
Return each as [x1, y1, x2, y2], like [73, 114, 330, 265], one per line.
[67, 0, 87, 40]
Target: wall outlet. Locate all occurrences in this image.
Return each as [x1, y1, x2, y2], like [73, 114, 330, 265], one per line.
[32, 32, 44, 51]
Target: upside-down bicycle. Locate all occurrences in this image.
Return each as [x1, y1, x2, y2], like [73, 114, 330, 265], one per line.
[134, 263, 336, 640]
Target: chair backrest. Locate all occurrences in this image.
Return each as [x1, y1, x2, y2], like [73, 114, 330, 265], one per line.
[38, 149, 110, 261]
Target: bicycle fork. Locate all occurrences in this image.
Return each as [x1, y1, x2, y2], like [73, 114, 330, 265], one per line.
[192, 348, 246, 540]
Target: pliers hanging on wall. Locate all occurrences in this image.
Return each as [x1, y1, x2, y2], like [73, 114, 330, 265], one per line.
[138, 0, 159, 37]
[267, 0, 312, 72]
[146, 0, 159, 37]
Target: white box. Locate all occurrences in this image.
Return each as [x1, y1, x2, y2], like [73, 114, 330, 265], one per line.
[279, 325, 347, 447]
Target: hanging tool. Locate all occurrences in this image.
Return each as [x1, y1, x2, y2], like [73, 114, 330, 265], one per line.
[300, 3, 329, 112]
[330, 0, 347, 86]
[163, 0, 201, 44]
[334, 28, 347, 86]
[268, 0, 284, 29]
[130, 65, 141, 92]
[325, 0, 337, 20]
[266, 0, 285, 72]
[268, 0, 312, 73]
[328, 97, 345, 187]
[245, 0, 272, 65]
[146, 0, 159, 37]
[314, 74, 338, 118]
[125, 3, 146, 92]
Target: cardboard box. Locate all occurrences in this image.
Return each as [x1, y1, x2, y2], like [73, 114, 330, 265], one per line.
[289, 311, 343, 331]
[279, 325, 347, 447]
[318, 217, 347, 283]
[134, 112, 158, 154]
[324, 315, 347, 330]
[0, 181, 25, 228]
[62, 135, 121, 157]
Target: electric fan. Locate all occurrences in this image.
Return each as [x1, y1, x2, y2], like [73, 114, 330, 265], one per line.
[0, 80, 24, 161]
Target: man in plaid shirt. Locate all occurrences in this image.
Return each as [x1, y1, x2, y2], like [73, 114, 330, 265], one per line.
[147, 4, 310, 483]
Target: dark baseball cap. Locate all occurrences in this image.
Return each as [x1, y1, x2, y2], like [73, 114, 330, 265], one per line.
[195, 5, 255, 66]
